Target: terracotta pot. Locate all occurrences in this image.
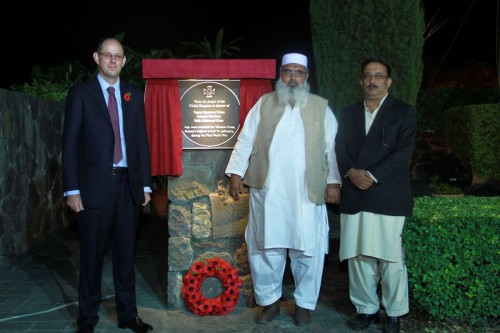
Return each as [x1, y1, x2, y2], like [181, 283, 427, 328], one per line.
[150, 189, 169, 217]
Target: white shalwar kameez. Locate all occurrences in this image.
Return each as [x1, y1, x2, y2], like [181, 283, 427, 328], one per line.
[226, 97, 341, 310]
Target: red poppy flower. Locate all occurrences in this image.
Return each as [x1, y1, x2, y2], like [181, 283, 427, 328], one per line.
[123, 92, 131, 102]
[190, 261, 205, 275]
[202, 262, 215, 276]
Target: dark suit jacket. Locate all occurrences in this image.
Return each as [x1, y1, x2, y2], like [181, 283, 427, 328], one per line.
[335, 94, 417, 216]
[62, 77, 151, 208]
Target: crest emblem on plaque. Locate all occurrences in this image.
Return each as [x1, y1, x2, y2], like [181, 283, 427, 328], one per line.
[203, 85, 215, 98]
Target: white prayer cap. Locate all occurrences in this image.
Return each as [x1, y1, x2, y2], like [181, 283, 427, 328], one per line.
[281, 53, 308, 68]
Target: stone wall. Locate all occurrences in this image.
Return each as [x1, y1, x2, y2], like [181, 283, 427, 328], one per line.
[0, 89, 69, 261]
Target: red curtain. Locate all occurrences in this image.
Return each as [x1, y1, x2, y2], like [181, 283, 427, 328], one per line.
[145, 79, 183, 176]
[143, 59, 276, 79]
[239, 79, 273, 126]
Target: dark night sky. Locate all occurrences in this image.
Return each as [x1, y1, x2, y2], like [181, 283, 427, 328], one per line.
[1, 1, 497, 90]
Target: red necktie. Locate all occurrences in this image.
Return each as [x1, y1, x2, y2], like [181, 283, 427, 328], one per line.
[107, 86, 123, 164]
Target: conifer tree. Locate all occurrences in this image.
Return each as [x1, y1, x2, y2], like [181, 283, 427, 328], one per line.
[309, 0, 425, 114]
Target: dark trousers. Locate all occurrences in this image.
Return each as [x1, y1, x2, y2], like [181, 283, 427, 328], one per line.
[77, 174, 140, 327]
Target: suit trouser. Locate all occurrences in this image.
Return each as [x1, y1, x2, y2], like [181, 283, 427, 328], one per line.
[77, 174, 139, 326]
[348, 255, 409, 317]
[247, 244, 325, 310]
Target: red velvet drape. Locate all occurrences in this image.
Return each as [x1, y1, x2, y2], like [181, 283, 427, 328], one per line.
[239, 79, 273, 127]
[143, 59, 276, 176]
[144, 79, 183, 176]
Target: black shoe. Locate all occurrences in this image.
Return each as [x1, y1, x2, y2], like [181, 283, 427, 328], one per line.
[294, 305, 311, 326]
[118, 316, 153, 333]
[346, 312, 380, 330]
[383, 316, 400, 333]
[76, 324, 94, 333]
[256, 300, 280, 324]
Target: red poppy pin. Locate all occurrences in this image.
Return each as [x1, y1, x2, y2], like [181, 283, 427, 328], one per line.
[124, 92, 131, 102]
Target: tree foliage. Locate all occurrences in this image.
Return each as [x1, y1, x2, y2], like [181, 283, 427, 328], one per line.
[10, 61, 95, 101]
[180, 29, 242, 59]
[12, 30, 242, 100]
[309, 0, 425, 114]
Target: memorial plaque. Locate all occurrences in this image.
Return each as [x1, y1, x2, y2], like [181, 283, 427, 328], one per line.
[179, 80, 240, 149]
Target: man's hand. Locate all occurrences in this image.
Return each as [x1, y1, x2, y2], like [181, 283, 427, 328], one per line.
[228, 174, 247, 201]
[347, 168, 374, 190]
[325, 183, 341, 204]
[143, 192, 151, 206]
[66, 194, 84, 212]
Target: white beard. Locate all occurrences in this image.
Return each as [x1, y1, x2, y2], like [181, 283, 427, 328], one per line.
[275, 79, 310, 107]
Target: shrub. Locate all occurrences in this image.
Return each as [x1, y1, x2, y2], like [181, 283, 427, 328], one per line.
[10, 61, 94, 102]
[416, 88, 498, 132]
[429, 176, 463, 195]
[445, 104, 500, 182]
[404, 196, 500, 327]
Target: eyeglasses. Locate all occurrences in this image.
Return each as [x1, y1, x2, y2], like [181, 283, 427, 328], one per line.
[281, 69, 308, 77]
[98, 52, 125, 61]
[362, 73, 388, 81]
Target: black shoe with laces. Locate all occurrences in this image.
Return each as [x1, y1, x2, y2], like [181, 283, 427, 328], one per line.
[346, 311, 380, 330]
[383, 316, 400, 333]
[118, 316, 153, 333]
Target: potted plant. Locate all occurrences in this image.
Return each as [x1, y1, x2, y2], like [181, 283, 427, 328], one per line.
[150, 175, 169, 217]
[429, 176, 464, 197]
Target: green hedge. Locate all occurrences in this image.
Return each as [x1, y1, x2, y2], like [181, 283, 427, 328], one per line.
[445, 104, 500, 181]
[416, 88, 497, 132]
[404, 196, 500, 327]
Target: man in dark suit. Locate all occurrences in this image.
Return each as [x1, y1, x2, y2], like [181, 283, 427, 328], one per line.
[335, 58, 417, 333]
[62, 38, 153, 333]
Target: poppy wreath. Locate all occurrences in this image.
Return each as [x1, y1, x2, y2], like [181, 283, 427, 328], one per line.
[182, 257, 243, 316]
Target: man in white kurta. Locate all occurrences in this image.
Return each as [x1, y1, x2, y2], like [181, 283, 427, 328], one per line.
[225, 53, 341, 327]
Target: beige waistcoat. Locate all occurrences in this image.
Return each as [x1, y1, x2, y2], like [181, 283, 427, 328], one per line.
[243, 92, 329, 204]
